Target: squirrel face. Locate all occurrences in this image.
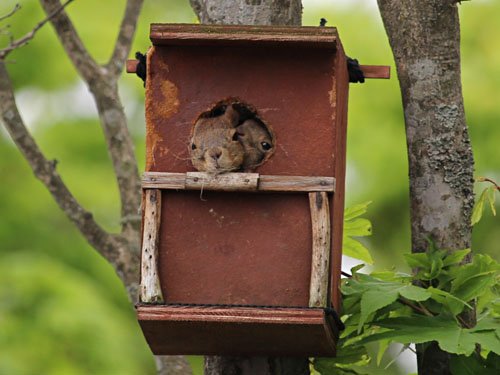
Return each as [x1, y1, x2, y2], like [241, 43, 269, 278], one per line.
[190, 105, 245, 173]
[190, 102, 275, 173]
[235, 119, 274, 170]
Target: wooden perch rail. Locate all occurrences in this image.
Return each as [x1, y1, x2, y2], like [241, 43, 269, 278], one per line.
[142, 172, 336, 193]
[126, 59, 139, 73]
[360, 65, 390, 79]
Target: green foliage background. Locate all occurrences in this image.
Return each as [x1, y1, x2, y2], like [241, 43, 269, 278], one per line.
[0, 0, 498, 374]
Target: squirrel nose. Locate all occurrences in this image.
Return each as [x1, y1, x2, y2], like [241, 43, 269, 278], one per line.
[209, 149, 222, 160]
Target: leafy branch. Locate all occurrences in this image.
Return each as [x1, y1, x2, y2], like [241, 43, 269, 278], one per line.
[314, 203, 500, 375]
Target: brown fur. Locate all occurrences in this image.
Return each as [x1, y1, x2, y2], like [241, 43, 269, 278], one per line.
[190, 105, 244, 173]
[236, 119, 274, 170]
[190, 103, 274, 173]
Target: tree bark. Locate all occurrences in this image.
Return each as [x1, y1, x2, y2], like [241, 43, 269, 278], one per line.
[189, 4, 309, 375]
[376, 1, 475, 374]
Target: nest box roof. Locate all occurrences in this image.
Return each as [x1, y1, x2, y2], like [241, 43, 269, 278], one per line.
[150, 24, 339, 49]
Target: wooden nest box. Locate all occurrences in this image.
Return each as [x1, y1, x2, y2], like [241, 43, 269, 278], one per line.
[127, 24, 389, 357]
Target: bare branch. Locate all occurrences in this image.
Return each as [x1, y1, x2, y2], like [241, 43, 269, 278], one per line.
[39, 0, 100, 83]
[39, 0, 142, 235]
[107, 0, 145, 78]
[0, 0, 74, 60]
[0, 61, 114, 259]
[0, 3, 21, 22]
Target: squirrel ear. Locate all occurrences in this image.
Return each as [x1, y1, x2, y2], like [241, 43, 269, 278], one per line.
[224, 104, 240, 126]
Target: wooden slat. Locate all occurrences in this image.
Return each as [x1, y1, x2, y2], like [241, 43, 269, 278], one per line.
[360, 65, 391, 79]
[138, 305, 326, 324]
[150, 24, 338, 49]
[308, 192, 331, 308]
[126, 59, 138, 73]
[259, 175, 335, 192]
[185, 172, 259, 191]
[140, 189, 164, 304]
[142, 172, 335, 193]
[142, 172, 186, 189]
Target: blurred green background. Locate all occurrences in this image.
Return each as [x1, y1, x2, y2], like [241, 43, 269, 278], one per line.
[0, 0, 498, 374]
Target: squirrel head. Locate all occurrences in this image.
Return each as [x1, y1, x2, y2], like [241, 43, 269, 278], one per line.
[189, 105, 245, 173]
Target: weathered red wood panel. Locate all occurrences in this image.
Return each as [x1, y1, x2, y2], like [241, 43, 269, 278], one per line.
[137, 305, 339, 356]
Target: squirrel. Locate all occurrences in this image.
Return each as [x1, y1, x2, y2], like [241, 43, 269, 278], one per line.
[235, 119, 274, 170]
[189, 103, 274, 173]
[190, 104, 245, 173]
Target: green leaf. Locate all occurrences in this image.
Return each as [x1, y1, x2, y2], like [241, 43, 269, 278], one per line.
[314, 345, 370, 374]
[427, 252, 445, 280]
[359, 290, 399, 331]
[404, 253, 430, 269]
[427, 286, 470, 315]
[471, 316, 500, 332]
[343, 202, 374, 264]
[343, 237, 374, 264]
[343, 201, 372, 221]
[470, 330, 500, 355]
[345, 274, 431, 330]
[450, 353, 500, 375]
[472, 187, 488, 225]
[351, 264, 366, 275]
[451, 255, 500, 302]
[376, 339, 390, 366]
[477, 287, 499, 315]
[486, 186, 497, 216]
[344, 218, 372, 237]
[454, 273, 497, 304]
[443, 249, 471, 267]
[399, 284, 433, 301]
[356, 315, 500, 356]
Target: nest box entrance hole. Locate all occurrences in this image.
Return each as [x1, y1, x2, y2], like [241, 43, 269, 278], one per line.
[190, 98, 276, 173]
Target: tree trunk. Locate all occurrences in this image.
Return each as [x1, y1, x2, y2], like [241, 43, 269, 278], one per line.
[376, 1, 475, 374]
[188, 3, 309, 375]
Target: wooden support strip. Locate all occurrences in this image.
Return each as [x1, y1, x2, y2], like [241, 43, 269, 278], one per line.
[142, 172, 186, 189]
[308, 192, 331, 308]
[126, 59, 138, 73]
[258, 175, 335, 192]
[142, 172, 335, 193]
[359, 65, 391, 79]
[140, 189, 164, 304]
[185, 172, 259, 191]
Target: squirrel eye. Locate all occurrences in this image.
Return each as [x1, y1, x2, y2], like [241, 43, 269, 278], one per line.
[191, 143, 197, 150]
[232, 132, 240, 141]
[261, 142, 272, 151]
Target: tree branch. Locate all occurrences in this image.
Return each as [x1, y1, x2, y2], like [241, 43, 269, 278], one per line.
[477, 177, 500, 191]
[107, 0, 144, 78]
[0, 3, 21, 23]
[0, 0, 74, 60]
[0, 61, 112, 261]
[39, 0, 141, 236]
[39, 0, 100, 83]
